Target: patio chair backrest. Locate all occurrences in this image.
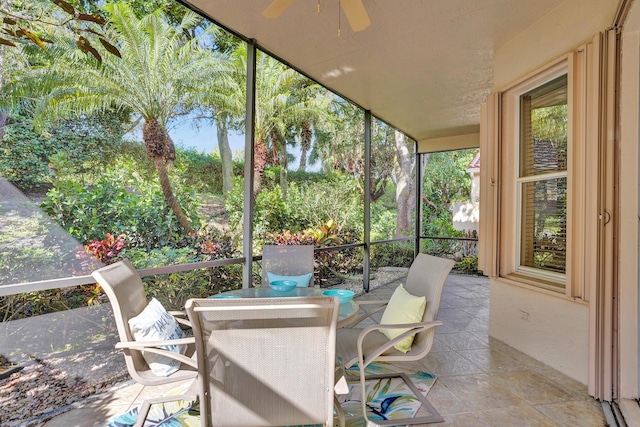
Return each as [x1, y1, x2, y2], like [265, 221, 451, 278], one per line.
[92, 259, 196, 386]
[262, 244, 315, 287]
[404, 253, 454, 352]
[92, 260, 149, 377]
[185, 296, 339, 427]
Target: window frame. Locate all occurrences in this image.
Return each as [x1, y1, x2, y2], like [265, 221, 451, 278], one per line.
[500, 58, 573, 294]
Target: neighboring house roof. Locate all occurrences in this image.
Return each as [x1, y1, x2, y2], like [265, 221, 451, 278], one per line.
[467, 152, 480, 172]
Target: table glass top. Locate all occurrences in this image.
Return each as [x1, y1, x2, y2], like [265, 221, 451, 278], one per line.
[211, 286, 358, 325]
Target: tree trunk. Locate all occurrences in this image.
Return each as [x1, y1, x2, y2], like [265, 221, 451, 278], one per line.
[269, 131, 280, 166]
[0, 112, 6, 139]
[395, 130, 415, 238]
[278, 132, 288, 199]
[253, 138, 268, 197]
[216, 114, 234, 195]
[299, 120, 312, 171]
[143, 118, 194, 234]
[153, 157, 194, 234]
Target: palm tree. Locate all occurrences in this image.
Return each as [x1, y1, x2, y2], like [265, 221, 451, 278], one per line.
[1, 3, 229, 233]
[253, 51, 331, 197]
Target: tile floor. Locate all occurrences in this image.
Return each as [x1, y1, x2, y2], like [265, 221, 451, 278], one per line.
[43, 273, 608, 427]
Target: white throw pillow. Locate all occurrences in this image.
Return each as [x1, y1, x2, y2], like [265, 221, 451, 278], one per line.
[128, 298, 186, 376]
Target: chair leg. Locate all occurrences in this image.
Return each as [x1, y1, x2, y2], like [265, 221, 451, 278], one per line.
[132, 379, 200, 427]
[334, 395, 346, 427]
[355, 371, 444, 425]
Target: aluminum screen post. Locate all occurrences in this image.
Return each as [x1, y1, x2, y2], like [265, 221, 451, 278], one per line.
[415, 149, 423, 258]
[363, 110, 371, 292]
[243, 39, 257, 288]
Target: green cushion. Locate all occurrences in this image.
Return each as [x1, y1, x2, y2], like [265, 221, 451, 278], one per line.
[379, 284, 426, 353]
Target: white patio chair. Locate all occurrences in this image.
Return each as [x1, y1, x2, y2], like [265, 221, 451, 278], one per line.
[91, 260, 198, 387]
[336, 253, 454, 425]
[136, 296, 344, 426]
[262, 244, 315, 287]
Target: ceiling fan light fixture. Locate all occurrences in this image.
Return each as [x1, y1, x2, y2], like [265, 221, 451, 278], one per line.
[263, 0, 371, 33]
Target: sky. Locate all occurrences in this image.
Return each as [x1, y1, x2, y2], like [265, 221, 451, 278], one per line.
[167, 116, 245, 158]
[162, 115, 317, 171]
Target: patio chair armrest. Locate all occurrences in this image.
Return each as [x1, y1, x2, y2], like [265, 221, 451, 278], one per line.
[115, 336, 195, 348]
[168, 309, 187, 317]
[341, 300, 389, 328]
[115, 340, 198, 368]
[357, 320, 443, 367]
[168, 310, 193, 328]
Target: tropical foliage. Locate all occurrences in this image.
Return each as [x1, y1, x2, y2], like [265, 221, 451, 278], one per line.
[0, 0, 476, 320]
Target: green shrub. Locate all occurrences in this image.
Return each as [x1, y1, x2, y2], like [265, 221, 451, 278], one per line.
[0, 109, 128, 192]
[455, 255, 480, 275]
[226, 172, 364, 240]
[122, 233, 242, 310]
[40, 168, 200, 246]
[287, 176, 363, 233]
[370, 241, 414, 269]
[370, 205, 398, 242]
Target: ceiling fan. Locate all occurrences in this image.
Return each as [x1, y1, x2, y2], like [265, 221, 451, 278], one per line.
[263, 0, 371, 32]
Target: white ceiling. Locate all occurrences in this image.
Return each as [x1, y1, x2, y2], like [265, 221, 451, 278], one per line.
[180, 0, 617, 142]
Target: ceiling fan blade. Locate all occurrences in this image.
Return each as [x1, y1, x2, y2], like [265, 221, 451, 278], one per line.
[340, 0, 371, 32]
[263, 0, 297, 19]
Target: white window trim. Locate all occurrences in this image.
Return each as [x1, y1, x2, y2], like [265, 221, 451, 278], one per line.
[499, 58, 571, 294]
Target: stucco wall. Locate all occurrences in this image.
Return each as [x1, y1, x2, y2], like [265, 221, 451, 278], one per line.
[489, 280, 589, 384]
[494, 0, 615, 91]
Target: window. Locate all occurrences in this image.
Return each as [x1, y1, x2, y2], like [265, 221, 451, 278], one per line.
[493, 58, 573, 293]
[517, 75, 568, 282]
[487, 44, 609, 299]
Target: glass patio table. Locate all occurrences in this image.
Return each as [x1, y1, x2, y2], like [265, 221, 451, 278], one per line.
[212, 287, 359, 328]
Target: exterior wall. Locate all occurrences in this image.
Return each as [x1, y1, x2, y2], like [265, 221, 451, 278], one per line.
[490, 280, 589, 384]
[487, 0, 617, 387]
[452, 202, 478, 232]
[452, 167, 480, 232]
[494, 0, 615, 91]
[619, 0, 640, 399]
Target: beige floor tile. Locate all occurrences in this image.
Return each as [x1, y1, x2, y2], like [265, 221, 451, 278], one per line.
[436, 315, 477, 333]
[532, 366, 590, 398]
[534, 399, 607, 427]
[456, 347, 531, 373]
[106, 381, 144, 404]
[432, 335, 453, 352]
[421, 351, 484, 377]
[459, 305, 490, 319]
[438, 374, 525, 412]
[491, 370, 573, 405]
[467, 331, 491, 346]
[436, 332, 489, 351]
[424, 381, 469, 415]
[462, 319, 489, 334]
[437, 307, 467, 320]
[438, 300, 455, 309]
[437, 411, 492, 426]
[474, 404, 557, 427]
